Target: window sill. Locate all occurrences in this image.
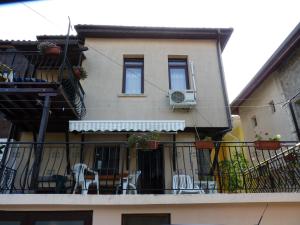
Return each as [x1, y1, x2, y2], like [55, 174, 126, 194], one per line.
[118, 94, 147, 97]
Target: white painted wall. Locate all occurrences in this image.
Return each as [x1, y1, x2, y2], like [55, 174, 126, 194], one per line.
[238, 73, 297, 141]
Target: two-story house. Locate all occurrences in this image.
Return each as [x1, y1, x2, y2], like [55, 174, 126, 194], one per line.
[0, 25, 299, 225]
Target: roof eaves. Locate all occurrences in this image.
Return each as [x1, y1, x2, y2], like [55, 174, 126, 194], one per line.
[74, 24, 233, 51]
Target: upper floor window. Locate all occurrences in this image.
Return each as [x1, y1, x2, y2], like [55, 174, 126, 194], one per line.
[251, 116, 258, 128]
[269, 100, 276, 113]
[168, 59, 190, 90]
[122, 58, 144, 94]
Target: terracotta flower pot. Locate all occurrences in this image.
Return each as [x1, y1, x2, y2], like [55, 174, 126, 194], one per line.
[254, 140, 281, 150]
[195, 141, 214, 150]
[284, 152, 297, 162]
[44, 46, 61, 56]
[73, 68, 81, 80]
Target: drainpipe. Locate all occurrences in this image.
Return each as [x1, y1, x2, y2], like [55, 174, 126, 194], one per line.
[289, 102, 300, 141]
[216, 29, 233, 135]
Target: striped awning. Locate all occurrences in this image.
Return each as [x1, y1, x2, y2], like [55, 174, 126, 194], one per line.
[69, 120, 185, 132]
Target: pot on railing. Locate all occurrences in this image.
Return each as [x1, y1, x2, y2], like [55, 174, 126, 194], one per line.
[254, 140, 281, 150]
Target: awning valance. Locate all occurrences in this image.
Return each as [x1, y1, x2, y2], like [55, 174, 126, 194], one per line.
[69, 120, 185, 132]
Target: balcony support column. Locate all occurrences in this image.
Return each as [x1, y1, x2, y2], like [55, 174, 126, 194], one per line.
[0, 123, 16, 169]
[65, 130, 71, 174]
[80, 134, 85, 163]
[31, 94, 51, 191]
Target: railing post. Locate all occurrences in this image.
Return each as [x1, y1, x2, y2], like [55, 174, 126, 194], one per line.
[0, 123, 16, 188]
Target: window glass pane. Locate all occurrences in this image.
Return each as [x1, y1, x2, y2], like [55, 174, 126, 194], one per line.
[95, 146, 120, 175]
[125, 68, 142, 94]
[0, 222, 21, 225]
[170, 68, 187, 90]
[35, 221, 84, 225]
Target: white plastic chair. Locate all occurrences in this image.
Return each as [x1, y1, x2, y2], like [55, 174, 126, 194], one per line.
[116, 170, 141, 194]
[172, 174, 205, 194]
[197, 181, 218, 194]
[72, 163, 99, 194]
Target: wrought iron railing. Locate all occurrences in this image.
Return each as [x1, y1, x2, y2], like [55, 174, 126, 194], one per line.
[0, 50, 86, 118]
[0, 141, 299, 194]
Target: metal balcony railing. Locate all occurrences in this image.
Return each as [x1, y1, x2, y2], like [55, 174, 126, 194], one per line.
[0, 141, 299, 194]
[0, 50, 86, 118]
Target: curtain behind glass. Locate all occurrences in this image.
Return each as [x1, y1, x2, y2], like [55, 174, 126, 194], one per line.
[125, 68, 142, 94]
[170, 68, 187, 90]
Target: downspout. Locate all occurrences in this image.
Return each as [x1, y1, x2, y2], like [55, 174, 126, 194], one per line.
[216, 29, 233, 135]
[289, 102, 300, 141]
[209, 30, 234, 189]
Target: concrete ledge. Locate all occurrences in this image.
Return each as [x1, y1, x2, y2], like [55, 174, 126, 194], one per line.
[0, 193, 300, 206]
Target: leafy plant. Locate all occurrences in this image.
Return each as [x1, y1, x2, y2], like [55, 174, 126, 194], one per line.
[255, 132, 281, 141]
[219, 151, 249, 192]
[73, 66, 87, 80]
[128, 132, 159, 149]
[37, 41, 59, 54]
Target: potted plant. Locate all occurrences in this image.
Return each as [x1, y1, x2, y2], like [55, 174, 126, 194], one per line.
[72, 66, 88, 80]
[128, 132, 160, 150]
[254, 132, 281, 150]
[195, 136, 214, 150]
[37, 41, 61, 56]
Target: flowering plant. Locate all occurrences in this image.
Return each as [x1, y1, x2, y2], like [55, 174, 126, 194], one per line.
[255, 132, 281, 141]
[128, 132, 160, 149]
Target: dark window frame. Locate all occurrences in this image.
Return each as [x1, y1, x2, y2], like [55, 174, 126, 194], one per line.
[168, 58, 190, 90]
[0, 211, 92, 225]
[122, 213, 171, 225]
[269, 100, 276, 113]
[122, 58, 144, 94]
[94, 145, 120, 175]
[251, 116, 258, 127]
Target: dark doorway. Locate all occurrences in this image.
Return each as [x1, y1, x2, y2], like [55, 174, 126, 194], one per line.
[138, 146, 164, 194]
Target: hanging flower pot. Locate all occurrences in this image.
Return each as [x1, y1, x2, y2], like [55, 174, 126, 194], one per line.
[37, 41, 61, 56]
[254, 140, 281, 150]
[72, 66, 87, 80]
[195, 140, 214, 150]
[44, 46, 61, 55]
[73, 67, 81, 80]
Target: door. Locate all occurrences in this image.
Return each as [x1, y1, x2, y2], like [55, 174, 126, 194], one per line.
[138, 146, 164, 194]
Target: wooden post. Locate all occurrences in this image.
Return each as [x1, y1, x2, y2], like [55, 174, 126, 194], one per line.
[80, 133, 85, 163]
[0, 123, 16, 168]
[65, 130, 71, 174]
[31, 95, 51, 191]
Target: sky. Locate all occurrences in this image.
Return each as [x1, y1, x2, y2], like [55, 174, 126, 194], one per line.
[0, 0, 299, 102]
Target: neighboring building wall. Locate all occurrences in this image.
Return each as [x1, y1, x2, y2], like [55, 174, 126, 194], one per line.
[238, 74, 296, 141]
[81, 38, 228, 128]
[279, 46, 300, 137]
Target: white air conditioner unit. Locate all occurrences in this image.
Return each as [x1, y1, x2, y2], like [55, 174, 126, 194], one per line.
[169, 90, 197, 109]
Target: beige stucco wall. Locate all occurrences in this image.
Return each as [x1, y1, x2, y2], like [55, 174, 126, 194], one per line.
[1, 194, 300, 225]
[80, 38, 228, 128]
[238, 73, 297, 141]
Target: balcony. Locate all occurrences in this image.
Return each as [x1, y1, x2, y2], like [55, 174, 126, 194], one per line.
[0, 49, 86, 131]
[0, 141, 299, 194]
